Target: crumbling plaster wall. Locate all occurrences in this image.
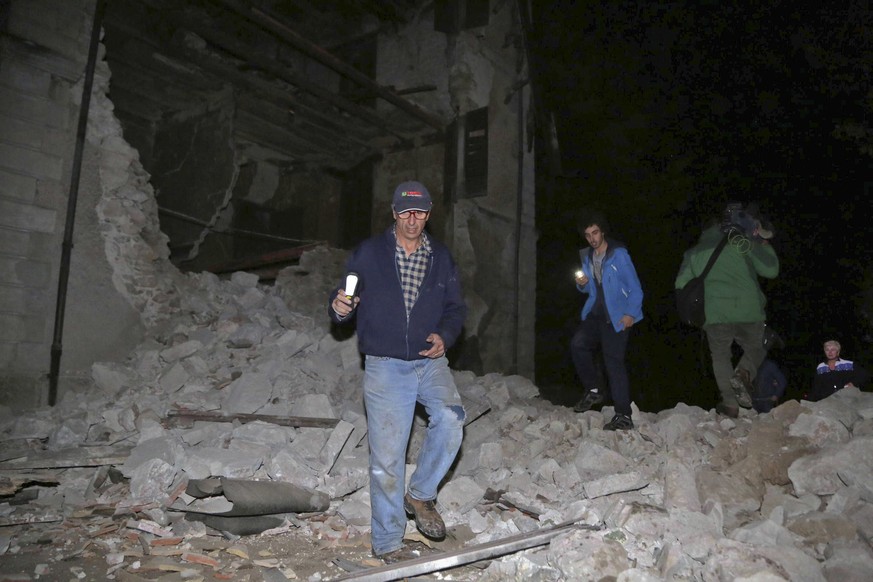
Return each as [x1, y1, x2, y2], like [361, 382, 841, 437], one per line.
[0, 0, 192, 408]
[374, 2, 536, 378]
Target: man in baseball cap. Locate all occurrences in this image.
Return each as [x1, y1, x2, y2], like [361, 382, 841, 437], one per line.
[329, 179, 465, 563]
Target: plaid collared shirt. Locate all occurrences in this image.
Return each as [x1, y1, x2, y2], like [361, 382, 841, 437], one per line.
[394, 226, 431, 317]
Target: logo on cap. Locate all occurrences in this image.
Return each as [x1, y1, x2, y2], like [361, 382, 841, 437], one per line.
[401, 190, 424, 198]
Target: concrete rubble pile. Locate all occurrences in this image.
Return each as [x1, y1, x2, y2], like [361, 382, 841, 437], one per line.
[2, 247, 873, 581]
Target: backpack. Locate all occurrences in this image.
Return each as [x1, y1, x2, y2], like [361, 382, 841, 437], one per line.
[676, 235, 728, 327]
[676, 276, 707, 327]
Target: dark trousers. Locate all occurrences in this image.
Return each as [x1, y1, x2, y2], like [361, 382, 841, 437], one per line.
[703, 321, 766, 407]
[570, 316, 631, 416]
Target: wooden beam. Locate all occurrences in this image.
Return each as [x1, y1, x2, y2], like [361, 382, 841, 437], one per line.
[140, 0, 416, 144]
[161, 410, 340, 429]
[0, 446, 133, 469]
[217, 0, 446, 131]
[204, 242, 325, 275]
[0, 470, 60, 496]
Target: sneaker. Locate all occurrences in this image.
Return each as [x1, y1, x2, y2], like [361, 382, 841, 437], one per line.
[604, 413, 633, 431]
[716, 402, 739, 418]
[729, 368, 754, 408]
[573, 390, 604, 413]
[403, 493, 446, 539]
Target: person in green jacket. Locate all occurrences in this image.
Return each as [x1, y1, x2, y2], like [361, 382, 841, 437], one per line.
[675, 203, 780, 417]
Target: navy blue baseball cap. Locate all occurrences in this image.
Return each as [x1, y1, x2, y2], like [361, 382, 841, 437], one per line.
[392, 181, 433, 213]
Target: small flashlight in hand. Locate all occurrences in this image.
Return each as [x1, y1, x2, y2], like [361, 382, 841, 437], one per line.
[344, 272, 359, 302]
[575, 270, 584, 279]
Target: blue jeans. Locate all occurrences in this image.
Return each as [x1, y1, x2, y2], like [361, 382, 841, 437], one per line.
[363, 355, 465, 555]
[704, 321, 767, 406]
[570, 316, 632, 416]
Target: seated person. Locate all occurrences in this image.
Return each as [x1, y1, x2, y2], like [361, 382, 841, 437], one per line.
[810, 339, 870, 401]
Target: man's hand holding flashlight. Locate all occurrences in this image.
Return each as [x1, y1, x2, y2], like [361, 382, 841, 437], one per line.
[332, 290, 359, 317]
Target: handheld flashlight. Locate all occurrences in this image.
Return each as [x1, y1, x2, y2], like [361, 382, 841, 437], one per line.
[344, 272, 359, 301]
[575, 270, 584, 279]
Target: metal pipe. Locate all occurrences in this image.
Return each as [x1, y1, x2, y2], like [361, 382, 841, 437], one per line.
[329, 519, 600, 582]
[48, 0, 107, 406]
[512, 79, 525, 376]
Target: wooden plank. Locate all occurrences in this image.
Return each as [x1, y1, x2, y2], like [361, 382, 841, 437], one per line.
[0, 470, 60, 495]
[162, 410, 339, 429]
[0, 508, 63, 526]
[0, 446, 132, 469]
[204, 242, 323, 275]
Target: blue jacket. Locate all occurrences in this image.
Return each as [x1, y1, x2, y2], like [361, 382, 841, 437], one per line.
[577, 240, 644, 332]
[328, 227, 467, 360]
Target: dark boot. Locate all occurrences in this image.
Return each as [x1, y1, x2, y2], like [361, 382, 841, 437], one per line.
[573, 390, 604, 413]
[716, 402, 739, 418]
[403, 493, 446, 539]
[729, 368, 754, 408]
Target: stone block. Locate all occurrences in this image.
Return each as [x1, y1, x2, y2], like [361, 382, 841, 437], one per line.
[0, 113, 47, 148]
[9, 340, 49, 371]
[583, 471, 646, 499]
[0, 342, 15, 368]
[8, 2, 84, 62]
[0, 86, 68, 129]
[0, 311, 46, 342]
[0, 142, 64, 181]
[0, 56, 53, 93]
[0, 284, 38, 314]
[319, 420, 354, 472]
[0, 198, 58, 233]
[0, 372, 46, 410]
[0, 255, 52, 289]
[0, 168, 37, 202]
[0, 228, 30, 259]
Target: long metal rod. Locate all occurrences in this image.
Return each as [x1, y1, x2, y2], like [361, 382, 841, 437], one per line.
[48, 0, 107, 406]
[329, 519, 600, 582]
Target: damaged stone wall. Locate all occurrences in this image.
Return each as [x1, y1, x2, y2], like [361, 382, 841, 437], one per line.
[0, 0, 535, 409]
[0, 0, 177, 408]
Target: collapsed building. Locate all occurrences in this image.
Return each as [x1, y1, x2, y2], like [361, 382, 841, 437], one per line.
[1, 0, 537, 410]
[2, 1, 873, 581]
[2, 243, 873, 580]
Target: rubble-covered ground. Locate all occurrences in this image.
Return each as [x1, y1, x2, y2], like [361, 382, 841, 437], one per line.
[2, 246, 873, 582]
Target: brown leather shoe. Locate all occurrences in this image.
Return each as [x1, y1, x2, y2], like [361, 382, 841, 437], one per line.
[403, 493, 446, 539]
[375, 542, 424, 564]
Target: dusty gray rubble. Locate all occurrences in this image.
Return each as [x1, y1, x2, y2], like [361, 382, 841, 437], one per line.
[2, 247, 873, 581]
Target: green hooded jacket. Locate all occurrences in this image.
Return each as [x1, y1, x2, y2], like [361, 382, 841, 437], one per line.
[675, 225, 779, 324]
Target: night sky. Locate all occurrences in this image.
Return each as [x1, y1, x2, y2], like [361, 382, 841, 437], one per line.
[527, 1, 873, 412]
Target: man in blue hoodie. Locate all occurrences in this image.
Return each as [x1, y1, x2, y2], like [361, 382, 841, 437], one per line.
[329, 181, 467, 563]
[570, 210, 644, 430]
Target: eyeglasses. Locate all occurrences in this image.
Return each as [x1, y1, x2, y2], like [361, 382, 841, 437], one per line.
[397, 210, 429, 219]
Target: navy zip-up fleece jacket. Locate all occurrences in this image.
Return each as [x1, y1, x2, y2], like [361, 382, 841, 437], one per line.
[328, 227, 467, 360]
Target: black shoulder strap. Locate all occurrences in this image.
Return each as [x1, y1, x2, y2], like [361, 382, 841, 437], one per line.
[700, 234, 729, 280]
